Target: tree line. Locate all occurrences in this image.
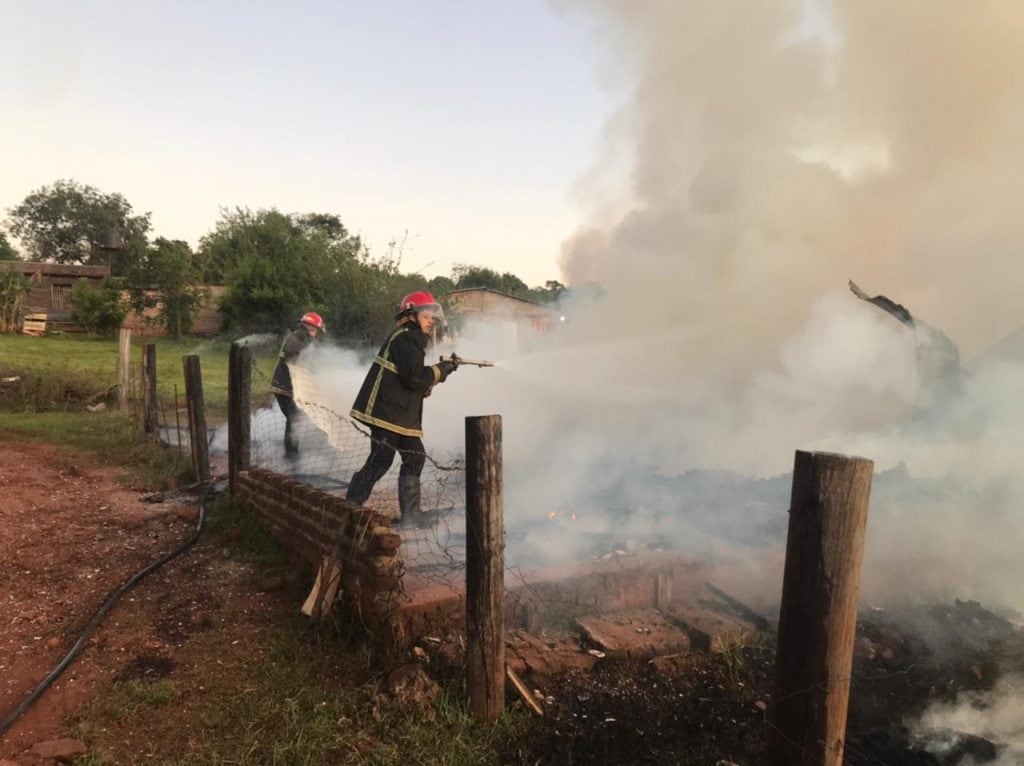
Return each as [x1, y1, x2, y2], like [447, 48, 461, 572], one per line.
[1, 179, 566, 342]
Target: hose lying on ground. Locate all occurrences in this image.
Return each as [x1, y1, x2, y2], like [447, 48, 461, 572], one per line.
[0, 485, 214, 736]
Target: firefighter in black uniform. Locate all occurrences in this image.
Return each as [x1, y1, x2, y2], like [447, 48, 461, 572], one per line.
[347, 292, 457, 523]
[272, 311, 325, 458]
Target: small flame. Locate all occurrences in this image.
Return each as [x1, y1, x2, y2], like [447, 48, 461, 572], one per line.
[571, 513, 577, 521]
[548, 511, 558, 519]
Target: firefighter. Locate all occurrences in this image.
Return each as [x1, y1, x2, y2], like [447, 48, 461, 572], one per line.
[347, 292, 458, 524]
[271, 311, 325, 458]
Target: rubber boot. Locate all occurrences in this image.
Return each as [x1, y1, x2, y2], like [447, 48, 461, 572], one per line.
[397, 475, 422, 526]
[346, 470, 374, 506]
[283, 418, 300, 460]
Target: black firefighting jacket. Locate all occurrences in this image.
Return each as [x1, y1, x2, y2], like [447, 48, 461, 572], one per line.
[350, 322, 442, 437]
[271, 327, 315, 395]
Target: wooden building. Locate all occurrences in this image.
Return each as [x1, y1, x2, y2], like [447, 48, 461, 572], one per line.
[0, 261, 110, 334]
[443, 287, 562, 355]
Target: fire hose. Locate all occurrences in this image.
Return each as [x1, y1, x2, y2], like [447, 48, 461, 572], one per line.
[441, 353, 495, 368]
[0, 484, 214, 736]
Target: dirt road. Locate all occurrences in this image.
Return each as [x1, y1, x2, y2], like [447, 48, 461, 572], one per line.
[0, 438, 289, 763]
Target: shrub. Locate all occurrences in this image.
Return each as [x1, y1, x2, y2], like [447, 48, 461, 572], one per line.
[71, 277, 128, 337]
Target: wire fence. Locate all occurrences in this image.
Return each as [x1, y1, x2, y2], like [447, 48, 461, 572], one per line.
[249, 358, 470, 585]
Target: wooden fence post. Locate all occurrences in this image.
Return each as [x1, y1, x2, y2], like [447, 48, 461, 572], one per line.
[228, 342, 252, 496]
[770, 450, 874, 766]
[465, 414, 505, 723]
[182, 354, 209, 482]
[117, 328, 131, 408]
[142, 343, 158, 435]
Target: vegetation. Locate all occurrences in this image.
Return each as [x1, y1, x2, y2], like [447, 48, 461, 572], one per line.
[71, 277, 129, 337]
[452, 264, 566, 304]
[142, 238, 206, 340]
[0, 410, 191, 489]
[0, 333, 533, 765]
[71, 623, 529, 766]
[0, 267, 28, 332]
[5, 179, 151, 276]
[0, 230, 18, 260]
[3, 178, 567, 346]
[0, 333, 277, 418]
[201, 208, 366, 336]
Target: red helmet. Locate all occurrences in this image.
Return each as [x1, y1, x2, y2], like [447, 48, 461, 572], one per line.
[300, 312, 325, 331]
[397, 291, 445, 322]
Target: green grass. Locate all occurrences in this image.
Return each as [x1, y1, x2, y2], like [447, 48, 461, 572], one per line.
[105, 679, 177, 721]
[73, 628, 530, 766]
[0, 410, 193, 488]
[206, 495, 289, 565]
[0, 333, 277, 419]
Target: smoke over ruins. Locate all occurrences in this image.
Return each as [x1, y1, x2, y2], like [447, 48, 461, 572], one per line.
[281, 3, 1024, 621]
[446, 0, 1024, 606]
[242, 4, 1024, 758]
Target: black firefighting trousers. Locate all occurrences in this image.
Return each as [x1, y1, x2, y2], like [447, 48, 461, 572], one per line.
[345, 426, 425, 505]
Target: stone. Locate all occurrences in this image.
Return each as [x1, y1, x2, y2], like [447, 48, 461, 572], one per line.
[31, 738, 88, 760]
[386, 664, 441, 706]
[854, 636, 877, 660]
[649, 653, 699, 676]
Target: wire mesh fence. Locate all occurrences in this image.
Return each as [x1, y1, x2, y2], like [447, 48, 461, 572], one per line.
[249, 358, 470, 586]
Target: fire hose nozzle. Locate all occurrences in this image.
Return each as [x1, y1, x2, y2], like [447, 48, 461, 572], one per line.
[442, 353, 495, 368]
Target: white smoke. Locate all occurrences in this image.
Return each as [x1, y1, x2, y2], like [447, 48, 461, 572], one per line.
[913, 675, 1024, 765]
[272, 1, 1024, 616]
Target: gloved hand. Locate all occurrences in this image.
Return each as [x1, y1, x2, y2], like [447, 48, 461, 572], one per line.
[437, 359, 458, 381]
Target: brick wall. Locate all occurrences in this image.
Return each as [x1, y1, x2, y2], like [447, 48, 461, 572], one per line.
[233, 468, 406, 647]
[122, 285, 224, 338]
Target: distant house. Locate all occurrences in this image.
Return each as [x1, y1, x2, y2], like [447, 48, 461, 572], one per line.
[443, 287, 562, 354]
[0, 261, 109, 334]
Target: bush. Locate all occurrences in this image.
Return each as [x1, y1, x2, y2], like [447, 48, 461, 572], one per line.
[0, 269, 28, 333]
[71, 277, 128, 337]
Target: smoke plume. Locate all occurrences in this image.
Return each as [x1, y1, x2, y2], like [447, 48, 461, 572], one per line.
[288, 2, 1024, 618]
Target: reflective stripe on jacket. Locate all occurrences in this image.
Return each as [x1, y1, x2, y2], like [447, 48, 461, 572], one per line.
[350, 323, 441, 437]
[271, 328, 314, 395]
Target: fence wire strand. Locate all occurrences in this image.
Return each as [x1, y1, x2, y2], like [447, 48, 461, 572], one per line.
[250, 359, 469, 586]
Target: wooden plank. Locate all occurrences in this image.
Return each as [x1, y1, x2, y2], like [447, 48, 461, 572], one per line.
[22, 313, 47, 337]
[506, 665, 543, 716]
[301, 557, 342, 618]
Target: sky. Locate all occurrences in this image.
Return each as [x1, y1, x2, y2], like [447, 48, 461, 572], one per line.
[0, 0, 618, 286]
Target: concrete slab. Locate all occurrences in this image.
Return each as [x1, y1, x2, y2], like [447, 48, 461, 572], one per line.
[575, 609, 692, 659]
[662, 602, 759, 653]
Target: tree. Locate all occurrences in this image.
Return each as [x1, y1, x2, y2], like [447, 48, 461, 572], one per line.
[146, 238, 204, 341]
[450, 264, 565, 303]
[70, 277, 128, 337]
[0, 268, 28, 332]
[202, 208, 370, 334]
[0, 231, 18, 261]
[6, 179, 151, 275]
[426, 275, 456, 295]
[452, 264, 529, 297]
